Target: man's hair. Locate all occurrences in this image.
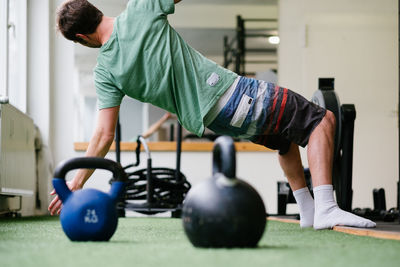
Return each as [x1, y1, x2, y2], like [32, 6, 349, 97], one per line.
[56, 0, 103, 42]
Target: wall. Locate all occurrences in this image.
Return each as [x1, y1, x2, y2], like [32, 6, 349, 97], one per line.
[51, 1, 77, 168]
[24, 0, 53, 216]
[279, 0, 398, 209]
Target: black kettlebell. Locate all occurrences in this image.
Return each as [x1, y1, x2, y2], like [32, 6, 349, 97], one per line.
[182, 136, 267, 248]
[52, 157, 127, 241]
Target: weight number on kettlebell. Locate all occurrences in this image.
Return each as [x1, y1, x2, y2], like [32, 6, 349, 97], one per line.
[84, 209, 99, 224]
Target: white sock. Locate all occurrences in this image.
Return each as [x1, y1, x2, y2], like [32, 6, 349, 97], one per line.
[313, 185, 376, 230]
[292, 187, 315, 228]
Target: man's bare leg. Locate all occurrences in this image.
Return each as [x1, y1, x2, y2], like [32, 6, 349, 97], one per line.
[308, 111, 375, 229]
[307, 111, 335, 187]
[279, 143, 306, 191]
[279, 143, 314, 227]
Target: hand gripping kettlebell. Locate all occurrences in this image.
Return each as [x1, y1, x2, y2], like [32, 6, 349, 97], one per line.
[52, 157, 127, 241]
[182, 136, 267, 248]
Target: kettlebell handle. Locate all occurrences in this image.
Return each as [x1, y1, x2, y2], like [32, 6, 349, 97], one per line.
[54, 157, 127, 182]
[212, 136, 236, 179]
[53, 157, 127, 203]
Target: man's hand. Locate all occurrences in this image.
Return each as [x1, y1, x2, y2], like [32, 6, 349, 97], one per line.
[48, 181, 80, 215]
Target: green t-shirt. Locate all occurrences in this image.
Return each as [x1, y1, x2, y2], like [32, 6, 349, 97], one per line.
[94, 0, 237, 136]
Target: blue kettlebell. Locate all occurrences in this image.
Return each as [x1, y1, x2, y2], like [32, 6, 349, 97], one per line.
[52, 157, 127, 241]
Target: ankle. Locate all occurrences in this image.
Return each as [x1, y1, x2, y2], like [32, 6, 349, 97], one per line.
[293, 187, 314, 228]
[313, 184, 337, 210]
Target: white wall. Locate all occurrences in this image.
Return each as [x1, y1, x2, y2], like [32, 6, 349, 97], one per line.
[171, 3, 277, 29]
[279, 0, 398, 209]
[24, 0, 53, 215]
[51, 1, 77, 166]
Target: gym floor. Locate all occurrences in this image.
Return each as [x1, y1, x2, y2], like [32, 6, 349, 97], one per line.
[1, 216, 400, 267]
[270, 216, 400, 240]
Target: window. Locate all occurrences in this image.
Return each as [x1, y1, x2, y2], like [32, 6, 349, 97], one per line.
[0, 0, 27, 112]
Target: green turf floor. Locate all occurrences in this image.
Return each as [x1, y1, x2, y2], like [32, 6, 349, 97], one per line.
[1, 216, 400, 267]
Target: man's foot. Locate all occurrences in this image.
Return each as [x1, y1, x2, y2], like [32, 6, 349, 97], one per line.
[313, 185, 376, 230]
[314, 205, 376, 230]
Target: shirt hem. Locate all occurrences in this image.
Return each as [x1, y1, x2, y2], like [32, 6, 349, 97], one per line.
[197, 72, 239, 136]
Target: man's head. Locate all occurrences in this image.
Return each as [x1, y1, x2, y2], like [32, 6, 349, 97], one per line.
[56, 0, 103, 47]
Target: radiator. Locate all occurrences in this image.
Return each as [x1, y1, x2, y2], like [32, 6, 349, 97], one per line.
[0, 103, 35, 196]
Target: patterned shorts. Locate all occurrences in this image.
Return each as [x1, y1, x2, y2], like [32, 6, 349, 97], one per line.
[205, 76, 326, 154]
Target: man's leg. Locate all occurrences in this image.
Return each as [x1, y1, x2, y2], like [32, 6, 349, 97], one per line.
[279, 143, 306, 190]
[307, 110, 335, 187]
[308, 111, 375, 229]
[279, 143, 315, 228]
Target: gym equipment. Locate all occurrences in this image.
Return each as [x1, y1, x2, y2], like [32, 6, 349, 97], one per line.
[182, 136, 266, 248]
[353, 188, 399, 222]
[53, 157, 127, 241]
[116, 134, 191, 216]
[113, 121, 191, 217]
[224, 15, 278, 76]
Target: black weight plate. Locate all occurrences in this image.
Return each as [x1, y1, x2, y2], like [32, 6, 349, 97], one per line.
[312, 90, 342, 159]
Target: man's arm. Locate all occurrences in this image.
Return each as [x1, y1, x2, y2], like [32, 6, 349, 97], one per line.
[48, 106, 120, 215]
[174, 0, 181, 4]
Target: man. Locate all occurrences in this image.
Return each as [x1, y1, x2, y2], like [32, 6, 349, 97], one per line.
[50, 0, 375, 230]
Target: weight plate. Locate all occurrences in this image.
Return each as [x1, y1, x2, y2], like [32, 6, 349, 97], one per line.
[312, 90, 342, 159]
